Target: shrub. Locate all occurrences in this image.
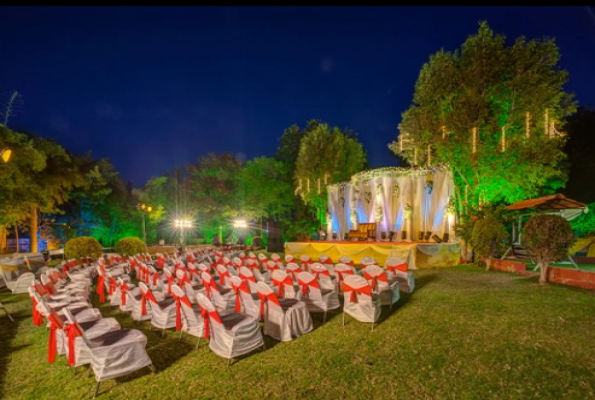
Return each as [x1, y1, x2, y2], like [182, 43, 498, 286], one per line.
[523, 214, 576, 284]
[115, 237, 147, 256]
[570, 202, 595, 237]
[64, 236, 103, 260]
[250, 236, 263, 249]
[470, 216, 509, 270]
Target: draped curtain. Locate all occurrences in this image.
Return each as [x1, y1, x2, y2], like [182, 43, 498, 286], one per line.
[328, 168, 454, 241]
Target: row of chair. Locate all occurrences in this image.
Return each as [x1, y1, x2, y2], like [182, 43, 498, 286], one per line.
[29, 261, 154, 398]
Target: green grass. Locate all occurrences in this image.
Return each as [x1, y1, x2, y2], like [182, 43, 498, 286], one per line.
[2, 266, 595, 399]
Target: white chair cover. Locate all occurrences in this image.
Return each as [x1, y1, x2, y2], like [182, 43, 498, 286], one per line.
[65, 307, 153, 396]
[296, 271, 340, 322]
[138, 282, 177, 331]
[271, 270, 300, 299]
[256, 281, 313, 342]
[342, 275, 381, 324]
[171, 285, 204, 342]
[201, 272, 235, 314]
[385, 257, 415, 293]
[362, 265, 400, 308]
[195, 293, 264, 360]
[229, 276, 261, 321]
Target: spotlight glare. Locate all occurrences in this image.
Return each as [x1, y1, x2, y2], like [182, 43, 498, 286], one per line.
[233, 219, 248, 229]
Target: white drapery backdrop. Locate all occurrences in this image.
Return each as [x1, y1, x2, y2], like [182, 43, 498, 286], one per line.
[328, 167, 454, 241]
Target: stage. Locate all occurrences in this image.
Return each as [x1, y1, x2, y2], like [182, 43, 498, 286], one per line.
[284, 241, 462, 269]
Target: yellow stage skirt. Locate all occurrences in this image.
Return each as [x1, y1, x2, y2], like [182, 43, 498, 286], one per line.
[284, 242, 462, 269]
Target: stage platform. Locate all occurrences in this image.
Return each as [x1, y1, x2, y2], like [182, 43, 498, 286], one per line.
[284, 241, 462, 269]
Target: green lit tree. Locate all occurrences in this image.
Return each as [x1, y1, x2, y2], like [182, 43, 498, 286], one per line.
[188, 153, 244, 242]
[390, 22, 576, 220]
[239, 156, 294, 221]
[295, 123, 367, 224]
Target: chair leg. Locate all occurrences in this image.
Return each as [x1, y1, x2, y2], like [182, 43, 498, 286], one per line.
[179, 330, 183, 341]
[262, 340, 266, 351]
[196, 338, 201, 350]
[93, 382, 100, 398]
[147, 364, 156, 374]
[227, 357, 232, 368]
[323, 311, 327, 324]
[342, 311, 345, 327]
[161, 329, 166, 338]
[371, 322, 375, 331]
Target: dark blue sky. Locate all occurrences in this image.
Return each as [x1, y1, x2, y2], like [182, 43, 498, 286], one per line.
[1, 6, 594, 186]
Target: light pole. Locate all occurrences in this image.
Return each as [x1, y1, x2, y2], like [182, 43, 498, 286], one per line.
[136, 203, 153, 243]
[174, 219, 192, 246]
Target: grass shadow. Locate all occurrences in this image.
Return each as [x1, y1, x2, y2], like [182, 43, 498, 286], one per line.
[374, 273, 437, 325]
[0, 290, 24, 399]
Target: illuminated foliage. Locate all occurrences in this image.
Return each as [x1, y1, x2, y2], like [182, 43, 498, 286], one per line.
[295, 123, 367, 221]
[64, 236, 103, 259]
[390, 22, 576, 217]
[115, 237, 147, 256]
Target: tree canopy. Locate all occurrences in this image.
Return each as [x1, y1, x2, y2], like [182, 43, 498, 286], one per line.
[390, 22, 575, 218]
[295, 123, 367, 221]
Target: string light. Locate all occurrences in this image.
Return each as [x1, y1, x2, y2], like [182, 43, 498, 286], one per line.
[442, 125, 447, 139]
[501, 126, 506, 152]
[324, 173, 330, 185]
[327, 165, 451, 192]
[317, 178, 321, 194]
[294, 178, 302, 195]
[427, 144, 431, 166]
[414, 147, 418, 166]
[526, 112, 531, 138]
[544, 108, 549, 137]
[472, 127, 477, 153]
[307, 178, 310, 193]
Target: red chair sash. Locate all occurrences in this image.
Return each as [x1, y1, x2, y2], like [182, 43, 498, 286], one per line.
[140, 290, 158, 316]
[297, 278, 320, 297]
[342, 283, 372, 303]
[362, 271, 388, 291]
[64, 323, 82, 366]
[30, 297, 43, 326]
[387, 263, 408, 273]
[174, 294, 193, 331]
[97, 275, 106, 303]
[199, 307, 222, 339]
[166, 275, 176, 295]
[46, 311, 64, 363]
[120, 283, 129, 306]
[257, 292, 281, 320]
[312, 269, 331, 280]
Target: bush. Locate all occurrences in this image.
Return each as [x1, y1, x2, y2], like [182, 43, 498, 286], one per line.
[115, 237, 147, 256]
[250, 236, 263, 249]
[523, 214, 575, 284]
[65, 236, 103, 260]
[570, 202, 595, 237]
[470, 216, 509, 270]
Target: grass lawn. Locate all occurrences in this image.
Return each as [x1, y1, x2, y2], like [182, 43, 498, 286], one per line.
[1, 266, 595, 399]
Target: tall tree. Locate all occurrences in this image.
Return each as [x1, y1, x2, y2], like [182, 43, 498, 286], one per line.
[188, 153, 243, 241]
[295, 123, 367, 223]
[390, 22, 575, 219]
[0, 126, 44, 252]
[563, 107, 595, 203]
[238, 157, 294, 221]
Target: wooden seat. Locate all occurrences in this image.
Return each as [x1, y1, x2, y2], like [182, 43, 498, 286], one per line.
[348, 223, 376, 240]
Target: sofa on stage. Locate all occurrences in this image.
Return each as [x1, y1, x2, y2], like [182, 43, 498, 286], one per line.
[284, 241, 461, 269]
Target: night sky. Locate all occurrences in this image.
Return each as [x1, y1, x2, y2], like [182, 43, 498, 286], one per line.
[1, 6, 594, 186]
